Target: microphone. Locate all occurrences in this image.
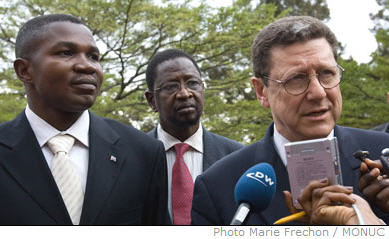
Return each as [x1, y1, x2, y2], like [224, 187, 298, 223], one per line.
[380, 148, 389, 176]
[230, 163, 276, 225]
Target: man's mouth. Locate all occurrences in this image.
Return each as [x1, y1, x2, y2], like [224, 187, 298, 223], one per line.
[304, 108, 329, 118]
[176, 104, 196, 112]
[72, 79, 97, 91]
[307, 110, 327, 116]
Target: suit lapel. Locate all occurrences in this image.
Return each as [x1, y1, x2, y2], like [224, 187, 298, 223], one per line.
[250, 125, 362, 224]
[151, 126, 216, 170]
[202, 129, 219, 171]
[334, 126, 361, 186]
[245, 125, 293, 225]
[80, 113, 122, 225]
[0, 112, 72, 224]
[148, 127, 157, 138]
[259, 150, 292, 225]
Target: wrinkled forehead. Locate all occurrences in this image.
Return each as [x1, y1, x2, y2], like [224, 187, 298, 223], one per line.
[156, 57, 200, 82]
[268, 38, 336, 75]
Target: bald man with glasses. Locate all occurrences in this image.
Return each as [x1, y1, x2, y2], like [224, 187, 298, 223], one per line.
[191, 16, 389, 225]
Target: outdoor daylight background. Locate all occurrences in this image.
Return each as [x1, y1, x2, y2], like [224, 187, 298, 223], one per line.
[0, 0, 388, 144]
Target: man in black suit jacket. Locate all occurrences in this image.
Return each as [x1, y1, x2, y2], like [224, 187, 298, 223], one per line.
[191, 16, 389, 225]
[145, 49, 242, 224]
[0, 14, 169, 225]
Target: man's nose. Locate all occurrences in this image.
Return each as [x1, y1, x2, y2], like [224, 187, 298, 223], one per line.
[306, 75, 327, 100]
[176, 82, 192, 98]
[73, 54, 98, 74]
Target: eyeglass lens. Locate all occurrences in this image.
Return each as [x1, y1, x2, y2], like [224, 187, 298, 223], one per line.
[157, 79, 203, 94]
[283, 66, 342, 95]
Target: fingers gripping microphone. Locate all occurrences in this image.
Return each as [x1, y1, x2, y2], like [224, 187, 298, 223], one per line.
[230, 163, 276, 225]
[380, 148, 389, 176]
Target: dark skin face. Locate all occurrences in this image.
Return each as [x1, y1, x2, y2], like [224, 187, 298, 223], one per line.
[145, 57, 204, 141]
[14, 21, 103, 131]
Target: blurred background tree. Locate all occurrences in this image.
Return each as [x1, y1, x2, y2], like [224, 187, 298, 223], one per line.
[0, 0, 387, 144]
[338, 0, 389, 129]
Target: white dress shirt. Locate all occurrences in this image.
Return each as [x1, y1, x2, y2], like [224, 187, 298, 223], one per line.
[157, 123, 203, 219]
[273, 124, 334, 166]
[25, 105, 89, 193]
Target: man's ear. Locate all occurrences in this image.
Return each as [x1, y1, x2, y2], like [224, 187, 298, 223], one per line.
[251, 77, 270, 108]
[13, 58, 32, 84]
[145, 91, 158, 112]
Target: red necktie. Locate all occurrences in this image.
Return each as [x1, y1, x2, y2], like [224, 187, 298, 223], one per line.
[171, 143, 192, 225]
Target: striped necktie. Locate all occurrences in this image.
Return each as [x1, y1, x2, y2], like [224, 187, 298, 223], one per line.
[47, 134, 84, 225]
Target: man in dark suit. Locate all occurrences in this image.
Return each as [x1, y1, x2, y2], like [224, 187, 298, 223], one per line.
[0, 14, 169, 225]
[191, 16, 389, 225]
[144, 49, 242, 224]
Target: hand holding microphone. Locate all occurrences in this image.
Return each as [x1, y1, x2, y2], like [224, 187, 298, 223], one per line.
[230, 163, 276, 225]
[357, 148, 389, 213]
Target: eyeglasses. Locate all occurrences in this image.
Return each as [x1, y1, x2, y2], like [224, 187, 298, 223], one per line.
[262, 65, 344, 96]
[153, 79, 204, 94]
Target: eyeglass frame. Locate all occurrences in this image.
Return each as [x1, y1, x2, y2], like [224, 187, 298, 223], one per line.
[260, 64, 345, 96]
[149, 78, 205, 94]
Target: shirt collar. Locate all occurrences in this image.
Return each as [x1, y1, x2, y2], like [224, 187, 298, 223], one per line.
[273, 124, 334, 166]
[157, 123, 203, 153]
[25, 105, 90, 148]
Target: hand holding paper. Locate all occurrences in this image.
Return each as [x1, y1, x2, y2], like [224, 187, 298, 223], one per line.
[280, 179, 384, 225]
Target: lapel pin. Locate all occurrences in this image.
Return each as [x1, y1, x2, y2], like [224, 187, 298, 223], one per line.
[109, 155, 117, 163]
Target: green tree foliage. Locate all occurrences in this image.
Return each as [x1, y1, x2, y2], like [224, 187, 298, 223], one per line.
[5, 0, 386, 145]
[366, 0, 389, 127]
[0, 68, 26, 122]
[337, 58, 388, 129]
[0, 0, 285, 144]
[262, 0, 330, 20]
[370, 0, 388, 33]
[338, 0, 388, 129]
